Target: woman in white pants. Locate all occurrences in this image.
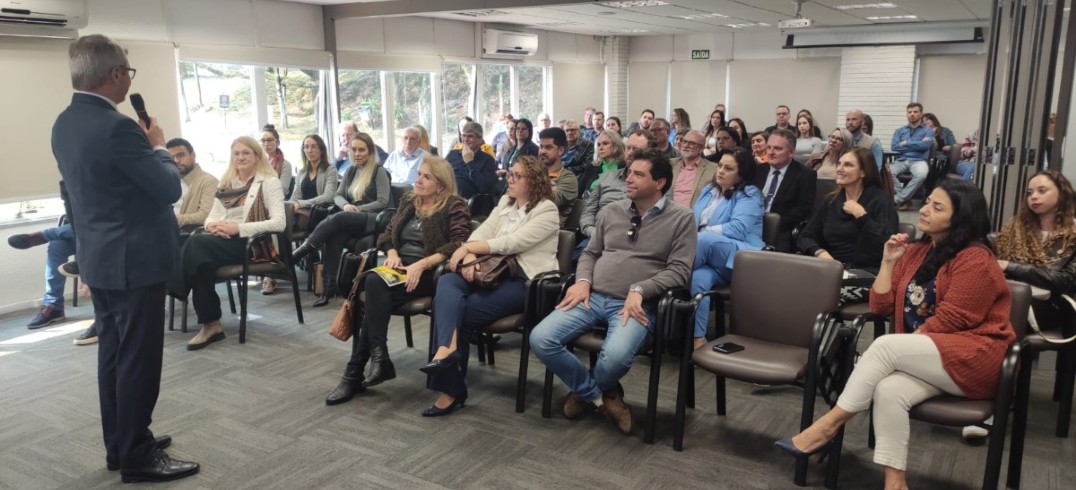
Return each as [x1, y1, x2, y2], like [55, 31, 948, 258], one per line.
[777, 179, 1016, 490]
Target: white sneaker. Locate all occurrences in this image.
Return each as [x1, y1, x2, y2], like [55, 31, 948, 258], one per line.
[962, 418, 991, 440]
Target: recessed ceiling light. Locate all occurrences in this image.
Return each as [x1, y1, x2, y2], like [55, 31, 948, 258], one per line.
[598, 1, 669, 8]
[726, 22, 769, 29]
[866, 15, 918, 20]
[604, 28, 650, 33]
[452, 10, 509, 17]
[834, 2, 898, 10]
[675, 12, 728, 20]
[533, 21, 583, 27]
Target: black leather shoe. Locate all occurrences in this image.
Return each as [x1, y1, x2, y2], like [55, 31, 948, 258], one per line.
[119, 449, 198, 483]
[107, 436, 173, 471]
[312, 292, 336, 308]
[363, 345, 396, 387]
[421, 397, 466, 417]
[419, 351, 462, 375]
[325, 375, 365, 405]
[291, 242, 317, 263]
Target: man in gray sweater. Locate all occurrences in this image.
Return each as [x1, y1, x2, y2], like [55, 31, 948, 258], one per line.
[530, 148, 697, 435]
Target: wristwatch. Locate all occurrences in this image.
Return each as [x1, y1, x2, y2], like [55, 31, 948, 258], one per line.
[629, 284, 644, 295]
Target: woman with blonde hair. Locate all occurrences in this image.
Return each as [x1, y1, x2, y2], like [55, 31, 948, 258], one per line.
[580, 129, 626, 193]
[169, 136, 286, 350]
[325, 155, 472, 406]
[808, 127, 854, 179]
[413, 124, 438, 156]
[422, 155, 560, 416]
[293, 132, 392, 307]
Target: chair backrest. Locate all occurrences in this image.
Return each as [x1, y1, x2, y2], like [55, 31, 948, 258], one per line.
[564, 199, 585, 231]
[897, 222, 916, 239]
[557, 230, 576, 274]
[283, 204, 299, 239]
[729, 250, 843, 347]
[390, 183, 411, 207]
[469, 193, 497, 221]
[762, 212, 781, 248]
[1007, 280, 1032, 340]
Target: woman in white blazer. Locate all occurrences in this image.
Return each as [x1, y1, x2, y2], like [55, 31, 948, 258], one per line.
[420, 155, 560, 416]
[170, 136, 286, 350]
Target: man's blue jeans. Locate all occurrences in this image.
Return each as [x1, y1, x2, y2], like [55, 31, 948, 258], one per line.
[529, 290, 656, 403]
[890, 159, 929, 204]
[42, 224, 75, 309]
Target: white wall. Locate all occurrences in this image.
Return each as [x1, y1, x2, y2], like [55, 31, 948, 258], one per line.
[729, 58, 842, 136]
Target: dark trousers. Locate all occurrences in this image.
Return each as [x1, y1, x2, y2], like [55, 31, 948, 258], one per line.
[427, 273, 527, 400]
[170, 233, 247, 324]
[92, 282, 166, 468]
[309, 211, 373, 294]
[346, 269, 436, 372]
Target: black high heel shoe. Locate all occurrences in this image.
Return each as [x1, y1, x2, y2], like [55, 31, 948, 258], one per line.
[292, 242, 317, 263]
[775, 436, 836, 460]
[419, 351, 462, 374]
[421, 397, 466, 417]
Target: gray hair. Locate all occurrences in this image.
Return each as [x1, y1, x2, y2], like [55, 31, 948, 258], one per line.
[461, 121, 483, 137]
[68, 34, 128, 91]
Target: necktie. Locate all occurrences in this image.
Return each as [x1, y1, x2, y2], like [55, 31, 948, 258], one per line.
[765, 169, 781, 210]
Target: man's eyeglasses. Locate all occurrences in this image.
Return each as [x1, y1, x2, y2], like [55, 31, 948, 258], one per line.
[682, 140, 704, 148]
[115, 66, 136, 79]
[627, 215, 642, 242]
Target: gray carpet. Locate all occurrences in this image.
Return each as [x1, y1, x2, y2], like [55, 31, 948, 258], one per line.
[1, 278, 1074, 489]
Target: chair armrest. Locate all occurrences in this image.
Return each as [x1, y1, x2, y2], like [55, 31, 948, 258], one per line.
[375, 207, 397, 233]
[691, 289, 731, 339]
[247, 230, 294, 265]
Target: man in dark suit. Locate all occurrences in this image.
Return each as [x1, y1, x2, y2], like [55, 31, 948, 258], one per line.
[752, 129, 816, 252]
[51, 34, 199, 483]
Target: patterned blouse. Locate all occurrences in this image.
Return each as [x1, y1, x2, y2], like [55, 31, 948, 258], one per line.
[904, 277, 937, 332]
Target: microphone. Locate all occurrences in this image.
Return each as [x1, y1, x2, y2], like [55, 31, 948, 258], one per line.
[129, 93, 152, 127]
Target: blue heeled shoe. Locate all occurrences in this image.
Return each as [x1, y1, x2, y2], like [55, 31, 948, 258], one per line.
[775, 436, 836, 459]
[420, 351, 462, 375]
[421, 397, 466, 417]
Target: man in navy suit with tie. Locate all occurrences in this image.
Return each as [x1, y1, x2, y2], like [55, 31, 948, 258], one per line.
[752, 129, 816, 252]
[51, 34, 199, 483]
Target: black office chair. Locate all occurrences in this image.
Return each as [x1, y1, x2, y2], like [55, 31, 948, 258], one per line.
[468, 193, 497, 222]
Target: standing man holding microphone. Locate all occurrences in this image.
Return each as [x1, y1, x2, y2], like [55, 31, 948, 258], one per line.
[51, 34, 199, 483]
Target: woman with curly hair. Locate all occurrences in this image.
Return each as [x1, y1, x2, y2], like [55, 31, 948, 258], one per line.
[778, 179, 1015, 490]
[421, 155, 560, 416]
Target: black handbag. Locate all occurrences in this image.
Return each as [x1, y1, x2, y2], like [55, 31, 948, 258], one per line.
[337, 249, 375, 293]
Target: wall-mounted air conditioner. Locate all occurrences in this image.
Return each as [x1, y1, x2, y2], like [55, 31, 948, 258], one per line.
[482, 29, 538, 59]
[0, 0, 87, 39]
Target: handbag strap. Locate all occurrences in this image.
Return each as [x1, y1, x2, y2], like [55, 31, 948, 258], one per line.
[344, 252, 370, 301]
[1027, 293, 1076, 344]
[459, 255, 496, 268]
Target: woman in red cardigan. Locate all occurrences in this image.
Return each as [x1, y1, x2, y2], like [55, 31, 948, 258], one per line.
[777, 179, 1015, 490]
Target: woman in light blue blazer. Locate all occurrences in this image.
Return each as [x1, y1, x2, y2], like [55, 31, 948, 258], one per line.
[690, 147, 765, 350]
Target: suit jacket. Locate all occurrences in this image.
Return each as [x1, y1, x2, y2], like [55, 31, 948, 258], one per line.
[669, 157, 716, 207]
[752, 160, 816, 235]
[177, 164, 219, 228]
[52, 93, 182, 290]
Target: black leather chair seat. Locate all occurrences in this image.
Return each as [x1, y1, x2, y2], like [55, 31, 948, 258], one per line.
[837, 302, 872, 321]
[570, 330, 653, 354]
[489, 313, 524, 334]
[910, 396, 994, 426]
[692, 334, 808, 385]
[394, 297, 432, 316]
[216, 262, 286, 278]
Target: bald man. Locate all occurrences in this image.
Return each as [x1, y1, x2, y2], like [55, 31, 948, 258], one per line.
[669, 130, 715, 207]
[846, 109, 884, 170]
[383, 127, 427, 185]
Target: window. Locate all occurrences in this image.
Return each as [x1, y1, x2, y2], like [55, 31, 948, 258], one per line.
[479, 64, 512, 138]
[392, 72, 433, 146]
[441, 63, 475, 152]
[518, 65, 546, 122]
[264, 67, 322, 171]
[178, 62, 255, 178]
[339, 69, 385, 147]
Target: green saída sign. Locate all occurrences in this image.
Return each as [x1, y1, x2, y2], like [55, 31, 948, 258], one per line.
[691, 49, 710, 60]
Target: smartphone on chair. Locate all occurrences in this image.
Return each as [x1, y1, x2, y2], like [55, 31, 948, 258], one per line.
[713, 342, 745, 354]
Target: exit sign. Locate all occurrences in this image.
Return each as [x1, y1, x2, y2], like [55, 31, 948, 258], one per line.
[691, 49, 710, 60]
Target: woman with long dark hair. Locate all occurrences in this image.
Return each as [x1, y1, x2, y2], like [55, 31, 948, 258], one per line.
[798, 147, 898, 271]
[690, 147, 763, 350]
[604, 116, 623, 135]
[727, 117, 750, 150]
[702, 109, 726, 158]
[260, 124, 293, 200]
[778, 179, 1015, 490]
[291, 134, 339, 219]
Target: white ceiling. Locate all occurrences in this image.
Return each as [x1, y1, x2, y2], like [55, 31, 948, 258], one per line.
[283, 0, 992, 36]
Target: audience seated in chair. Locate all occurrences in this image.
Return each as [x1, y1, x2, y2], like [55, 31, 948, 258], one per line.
[8, 181, 78, 332]
[559, 120, 594, 178]
[797, 147, 898, 272]
[890, 103, 934, 211]
[753, 129, 816, 252]
[324, 156, 471, 406]
[777, 180, 1015, 490]
[579, 129, 626, 197]
[382, 126, 427, 186]
[807, 127, 853, 179]
[498, 118, 538, 173]
[288, 133, 339, 231]
[292, 132, 392, 307]
[536, 128, 579, 225]
[670, 130, 716, 208]
[168, 136, 286, 351]
[447, 122, 498, 199]
[260, 124, 293, 200]
[530, 148, 696, 435]
[423, 156, 560, 417]
[690, 147, 764, 350]
[845, 108, 884, 172]
[574, 130, 652, 259]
